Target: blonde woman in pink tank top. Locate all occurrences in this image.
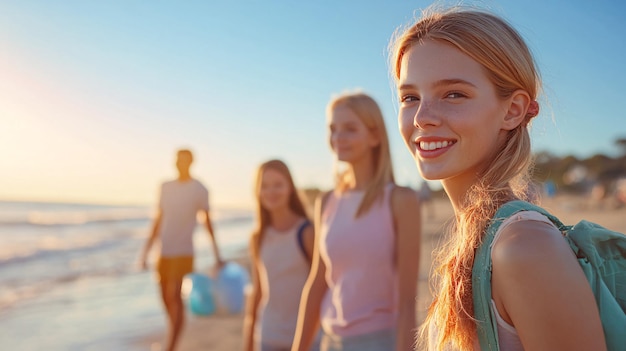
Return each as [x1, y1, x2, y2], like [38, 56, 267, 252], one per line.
[292, 92, 422, 351]
[243, 160, 318, 351]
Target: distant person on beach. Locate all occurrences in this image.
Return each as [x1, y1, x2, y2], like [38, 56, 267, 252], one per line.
[391, 6, 605, 350]
[543, 179, 556, 198]
[139, 148, 223, 351]
[243, 159, 319, 351]
[292, 92, 422, 351]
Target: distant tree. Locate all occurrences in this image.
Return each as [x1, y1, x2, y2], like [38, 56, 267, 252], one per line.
[555, 155, 580, 188]
[616, 138, 626, 155]
[585, 154, 612, 178]
[534, 150, 556, 164]
[532, 150, 559, 183]
[532, 146, 626, 195]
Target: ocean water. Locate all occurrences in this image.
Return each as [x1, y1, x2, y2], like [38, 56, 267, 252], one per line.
[0, 200, 253, 350]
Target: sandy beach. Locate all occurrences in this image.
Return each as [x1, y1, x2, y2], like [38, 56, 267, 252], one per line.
[136, 194, 626, 350]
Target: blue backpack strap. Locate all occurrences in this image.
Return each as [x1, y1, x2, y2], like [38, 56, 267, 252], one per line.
[296, 220, 311, 262]
[473, 200, 561, 351]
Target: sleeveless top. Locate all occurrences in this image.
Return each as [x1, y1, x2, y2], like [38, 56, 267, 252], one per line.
[488, 210, 555, 351]
[257, 219, 311, 347]
[319, 183, 398, 337]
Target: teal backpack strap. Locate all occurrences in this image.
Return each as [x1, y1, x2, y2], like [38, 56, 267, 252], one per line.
[566, 220, 626, 350]
[472, 200, 554, 351]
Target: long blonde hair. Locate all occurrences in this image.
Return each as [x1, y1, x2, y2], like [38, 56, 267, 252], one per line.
[390, 8, 541, 350]
[251, 159, 309, 259]
[327, 92, 396, 217]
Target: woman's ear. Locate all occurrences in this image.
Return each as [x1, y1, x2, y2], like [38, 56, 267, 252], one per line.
[502, 90, 531, 131]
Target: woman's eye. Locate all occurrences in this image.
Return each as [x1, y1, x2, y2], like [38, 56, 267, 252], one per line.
[445, 92, 466, 99]
[400, 95, 419, 103]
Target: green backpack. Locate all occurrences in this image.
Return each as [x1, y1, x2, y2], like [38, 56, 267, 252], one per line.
[472, 200, 626, 351]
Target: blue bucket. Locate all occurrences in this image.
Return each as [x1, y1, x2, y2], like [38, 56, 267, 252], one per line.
[184, 273, 216, 316]
[214, 262, 250, 314]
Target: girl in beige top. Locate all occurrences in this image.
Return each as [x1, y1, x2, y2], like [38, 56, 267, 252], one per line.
[243, 160, 317, 351]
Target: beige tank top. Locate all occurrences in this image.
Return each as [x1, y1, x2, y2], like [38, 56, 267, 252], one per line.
[257, 219, 310, 347]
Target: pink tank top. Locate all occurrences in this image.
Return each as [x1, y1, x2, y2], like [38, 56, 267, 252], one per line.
[319, 183, 398, 337]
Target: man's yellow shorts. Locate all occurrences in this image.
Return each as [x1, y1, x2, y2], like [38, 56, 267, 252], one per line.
[156, 256, 194, 283]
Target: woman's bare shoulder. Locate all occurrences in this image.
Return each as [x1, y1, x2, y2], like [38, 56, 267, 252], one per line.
[492, 217, 570, 271]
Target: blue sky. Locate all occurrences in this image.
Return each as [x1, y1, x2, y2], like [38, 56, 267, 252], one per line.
[1, 1, 624, 208]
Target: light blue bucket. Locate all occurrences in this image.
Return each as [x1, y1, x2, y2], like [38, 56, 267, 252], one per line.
[214, 262, 250, 314]
[184, 273, 216, 316]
